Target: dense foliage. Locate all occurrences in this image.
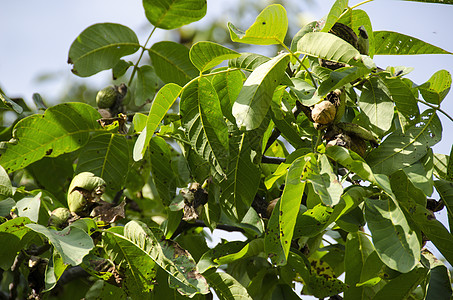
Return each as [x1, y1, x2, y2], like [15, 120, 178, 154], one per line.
[0, 0, 453, 299]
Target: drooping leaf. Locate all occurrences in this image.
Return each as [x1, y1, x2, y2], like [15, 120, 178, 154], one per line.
[75, 133, 129, 195]
[26, 223, 94, 266]
[214, 239, 264, 266]
[149, 41, 198, 86]
[133, 83, 182, 161]
[374, 31, 452, 55]
[197, 241, 247, 273]
[390, 170, 427, 206]
[0, 90, 23, 114]
[68, 23, 140, 77]
[232, 53, 290, 130]
[228, 4, 288, 45]
[321, 0, 349, 33]
[112, 59, 133, 80]
[289, 77, 319, 106]
[189, 42, 240, 73]
[297, 32, 371, 68]
[142, 0, 207, 30]
[290, 21, 318, 52]
[418, 69, 452, 105]
[0, 217, 33, 270]
[433, 153, 449, 180]
[203, 269, 253, 300]
[402, 150, 434, 196]
[318, 66, 369, 96]
[211, 69, 243, 122]
[433, 179, 453, 224]
[180, 77, 229, 176]
[293, 203, 333, 238]
[0, 102, 101, 173]
[228, 53, 270, 72]
[358, 76, 394, 133]
[135, 65, 159, 106]
[265, 156, 307, 265]
[149, 136, 177, 205]
[0, 165, 12, 198]
[423, 250, 453, 299]
[366, 109, 442, 175]
[16, 192, 41, 223]
[44, 251, 68, 292]
[364, 196, 420, 273]
[121, 220, 209, 297]
[338, 9, 375, 57]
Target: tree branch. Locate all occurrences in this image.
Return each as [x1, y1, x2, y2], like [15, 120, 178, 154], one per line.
[261, 155, 286, 164]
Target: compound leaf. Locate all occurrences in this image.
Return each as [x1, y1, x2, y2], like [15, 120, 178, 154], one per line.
[374, 31, 452, 55]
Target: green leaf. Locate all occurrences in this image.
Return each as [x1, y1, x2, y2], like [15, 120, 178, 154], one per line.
[318, 66, 369, 96]
[133, 83, 182, 161]
[149, 41, 198, 86]
[358, 77, 394, 133]
[424, 250, 453, 299]
[211, 69, 243, 123]
[189, 42, 240, 73]
[364, 196, 420, 273]
[0, 102, 101, 173]
[418, 70, 452, 105]
[203, 269, 253, 300]
[0, 165, 12, 198]
[293, 204, 333, 238]
[344, 232, 378, 299]
[180, 77, 229, 176]
[112, 59, 133, 80]
[433, 179, 453, 224]
[374, 31, 452, 55]
[289, 77, 319, 106]
[16, 192, 41, 223]
[390, 170, 427, 206]
[135, 65, 159, 106]
[338, 9, 375, 57]
[228, 4, 288, 45]
[373, 265, 428, 300]
[121, 220, 209, 296]
[0, 90, 23, 114]
[214, 239, 264, 265]
[44, 251, 68, 292]
[366, 109, 442, 175]
[149, 136, 177, 205]
[76, 133, 129, 195]
[233, 53, 290, 130]
[0, 217, 33, 270]
[26, 223, 94, 266]
[228, 52, 270, 72]
[197, 241, 247, 273]
[321, 0, 349, 33]
[297, 32, 371, 68]
[265, 156, 307, 265]
[403, 0, 453, 3]
[68, 23, 140, 77]
[290, 21, 318, 52]
[0, 198, 15, 216]
[142, 0, 207, 30]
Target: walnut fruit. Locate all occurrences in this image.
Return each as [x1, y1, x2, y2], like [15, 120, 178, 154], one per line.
[311, 101, 336, 125]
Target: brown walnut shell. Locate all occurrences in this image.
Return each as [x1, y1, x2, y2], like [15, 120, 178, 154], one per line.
[311, 101, 336, 125]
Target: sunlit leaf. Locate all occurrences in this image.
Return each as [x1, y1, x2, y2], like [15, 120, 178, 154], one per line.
[26, 223, 94, 266]
[133, 83, 182, 161]
[203, 269, 253, 300]
[0, 165, 12, 198]
[321, 0, 348, 33]
[180, 77, 229, 176]
[290, 21, 318, 52]
[142, 0, 207, 30]
[228, 53, 270, 72]
[68, 23, 139, 77]
[189, 42, 240, 73]
[0, 103, 101, 173]
[364, 196, 420, 273]
[228, 4, 288, 45]
[232, 53, 290, 130]
[44, 251, 68, 292]
[16, 193, 41, 223]
[76, 133, 129, 195]
[434, 179, 453, 222]
[293, 204, 333, 238]
[374, 31, 452, 55]
[418, 69, 452, 105]
[366, 110, 442, 175]
[149, 41, 198, 86]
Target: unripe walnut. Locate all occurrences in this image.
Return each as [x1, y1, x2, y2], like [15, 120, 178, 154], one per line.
[96, 86, 118, 109]
[48, 207, 71, 228]
[67, 172, 106, 214]
[311, 101, 336, 125]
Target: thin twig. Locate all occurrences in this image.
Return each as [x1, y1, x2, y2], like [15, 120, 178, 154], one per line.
[261, 155, 286, 165]
[417, 99, 453, 123]
[128, 26, 157, 86]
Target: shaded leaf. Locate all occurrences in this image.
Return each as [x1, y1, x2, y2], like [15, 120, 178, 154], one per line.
[423, 250, 453, 299]
[180, 77, 229, 176]
[0, 217, 33, 269]
[338, 9, 375, 57]
[197, 241, 246, 273]
[214, 239, 264, 265]
[289, 77, 319, 106]
[44, 251, 68, 292]
[134, 83, 182, 161]
[358, 77, 394, 133]
[228, 4, 288, 45]
[318, 66, 369, 96]
[364, 196, 420, 273]
[366, 109, 442, 175]
[203, 269, 252, 300]
[189, 42, 240, 72]
[135, 65, 159, 106]
[434, 179, 453, 224]
[418, 69, 452, 105]
[390, 170, 427, 206]
[293, 203, 333, 238]
[26, 223, 94, 266]
[142, 0, 207, 30]
[0, 165, 12, 198]
[232, 53, 290, 130]
[149, 41, 198, 86]
[374, 31, 452, 55]
[76, 133, 129, 195]
[0, 102, 101, 173]
[68, 23, 139, 77]
[211, 69, 243, 122]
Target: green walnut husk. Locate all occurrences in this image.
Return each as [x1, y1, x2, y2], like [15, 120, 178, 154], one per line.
[96, 86, 118, 109]
[67, 172, 106, 214]
[48, 207, 71, 228]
